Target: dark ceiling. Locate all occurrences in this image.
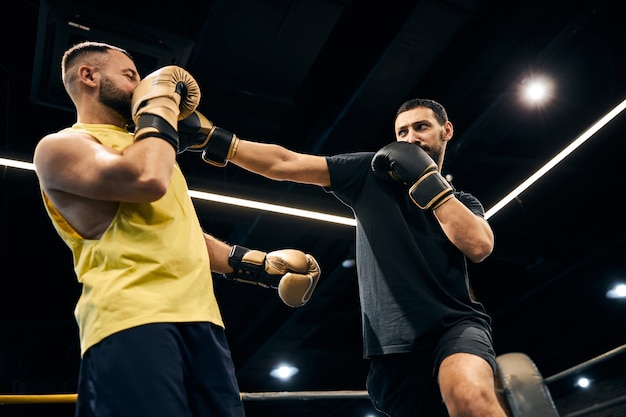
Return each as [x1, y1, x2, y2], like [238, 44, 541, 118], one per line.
[2, 0, 626, 416]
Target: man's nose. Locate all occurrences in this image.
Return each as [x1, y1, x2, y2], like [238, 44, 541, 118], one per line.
[407, 132, 420, 144]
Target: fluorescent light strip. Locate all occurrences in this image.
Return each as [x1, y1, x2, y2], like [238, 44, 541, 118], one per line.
[0, 157, 356, 227]
[3, 97, 623, 226]
[484, 97, 626, 219]
[188, 190, 356, 226]
[0, 158, 35, 171]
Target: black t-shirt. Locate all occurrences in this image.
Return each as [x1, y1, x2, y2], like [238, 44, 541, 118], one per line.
[325, 152, 492, 358]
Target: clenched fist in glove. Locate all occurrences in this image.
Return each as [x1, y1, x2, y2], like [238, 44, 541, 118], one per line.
[224, 245, 321, 307]
[177, 110, 239, 162]
[371, 141, 453, 210]
[131, 65, 201, 151]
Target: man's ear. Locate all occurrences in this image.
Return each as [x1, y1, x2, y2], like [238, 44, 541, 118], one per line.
[443, 120, 454, 142]
[78, 65, 97, 87]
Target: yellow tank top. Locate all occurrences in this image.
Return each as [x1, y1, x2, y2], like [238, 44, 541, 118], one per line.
[41, 123, 224, 356]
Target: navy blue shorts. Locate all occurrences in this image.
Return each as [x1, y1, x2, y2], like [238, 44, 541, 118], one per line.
[75, 322, 245, 417]
[366, 321, 496, 417]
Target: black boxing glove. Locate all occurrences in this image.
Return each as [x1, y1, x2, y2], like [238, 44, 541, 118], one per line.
[177, 111, 239, 161]
[371, 141, 453, 210]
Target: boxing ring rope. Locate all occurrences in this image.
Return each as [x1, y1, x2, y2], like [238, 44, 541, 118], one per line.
[241, 390, 368, 400]
[0, 393, 77, 404]
[543, 343, 626, 385]
[2, 344, 625, 417]
[0, 391, 372, 405]
[542, 344, 626, 417]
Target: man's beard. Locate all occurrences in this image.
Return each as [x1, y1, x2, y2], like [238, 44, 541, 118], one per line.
[99, 75, 133, 126]
[421, 130, 445, 164]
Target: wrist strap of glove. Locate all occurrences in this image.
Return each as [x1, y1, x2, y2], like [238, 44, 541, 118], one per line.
[408, 171, 454, 210]
[224, 245, 279, 288]
[201, 128, 240, 167]
[134, 114, 180, 151]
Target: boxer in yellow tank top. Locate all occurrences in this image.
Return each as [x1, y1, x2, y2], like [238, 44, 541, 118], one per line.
[34, 41, 320, 417]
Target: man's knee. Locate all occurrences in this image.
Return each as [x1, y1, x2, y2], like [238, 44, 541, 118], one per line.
[439, 353, 505, 417]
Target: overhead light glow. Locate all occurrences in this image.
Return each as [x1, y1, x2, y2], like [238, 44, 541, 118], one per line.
[606, 283, 626, 300]
[575, 377, 591, 388]
[341, 258, 356, 268]
[522, 77, 553, 104]
[269, 364, 299, 380]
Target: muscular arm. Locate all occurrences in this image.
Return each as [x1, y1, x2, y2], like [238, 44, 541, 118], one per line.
[202, 233, 234, 274]
[34, 131, 176, 239]
[231, 139, 493, 261]
[231, 139, 331, 187]
[433, 198, 494, 263]
[34, 131, 176, 203]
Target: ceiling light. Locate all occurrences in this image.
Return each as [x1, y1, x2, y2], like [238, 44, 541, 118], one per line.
[342, 258, 356, 268]
[521, 76, 553, 105]
[606, 283, 626, 299]
[269, 364, 299, 380]
[575, 376, 591, 388]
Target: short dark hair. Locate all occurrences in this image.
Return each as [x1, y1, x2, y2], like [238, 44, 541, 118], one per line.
[396, 98, 448, 125]
[61, 41, 134, 85]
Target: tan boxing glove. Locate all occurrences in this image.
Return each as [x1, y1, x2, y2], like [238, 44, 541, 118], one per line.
[225, 245, 321, 307]
[131, 65, 201, 151]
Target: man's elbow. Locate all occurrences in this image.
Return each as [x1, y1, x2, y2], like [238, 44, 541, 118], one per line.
[134, 176, 169, 202]
[467, 240, 494, 263]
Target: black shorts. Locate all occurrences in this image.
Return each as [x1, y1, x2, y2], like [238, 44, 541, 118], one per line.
[366, 321, 496, 417]
[75, 322, 245, 417]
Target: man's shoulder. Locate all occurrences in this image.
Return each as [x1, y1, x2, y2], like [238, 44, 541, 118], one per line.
[37, 126, 100, 148]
